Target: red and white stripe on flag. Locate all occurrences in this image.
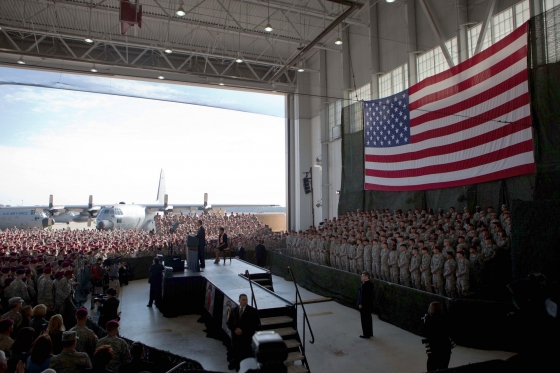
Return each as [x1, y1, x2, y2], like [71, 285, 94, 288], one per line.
[364, 23, 535, 191]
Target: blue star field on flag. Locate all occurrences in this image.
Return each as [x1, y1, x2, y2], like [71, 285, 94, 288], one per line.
[364, 91, 410, 148]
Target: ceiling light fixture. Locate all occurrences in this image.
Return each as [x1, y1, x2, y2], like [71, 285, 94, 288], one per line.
[90, 64, 97, 73]
[158, 74, 165, 80]
[85, 3, 94, 44]
[264, 1, 273, 32]
[176, 1, 186, 17]
[219, 80, 225, 86]
[386, 0, 396, 2]
[235, 56, 243, 63]
[164, 48, 173, 54]
[17, 56, 25, 65]
[297, 63, 305, 72]
[85, 37, 94, 44]
[335, 24, 343, 45]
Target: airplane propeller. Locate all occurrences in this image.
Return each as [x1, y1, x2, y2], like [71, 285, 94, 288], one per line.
[203, 193, 212, 213]
[159, 194, 174, 214]
[48, 195, 65, 216]
[87, 195, 102, 227]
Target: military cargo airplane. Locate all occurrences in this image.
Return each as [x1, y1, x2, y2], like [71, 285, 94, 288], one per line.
[0, 170, 277, 231]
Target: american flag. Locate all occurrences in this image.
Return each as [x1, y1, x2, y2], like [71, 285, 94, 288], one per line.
[364, 23, 535, 191]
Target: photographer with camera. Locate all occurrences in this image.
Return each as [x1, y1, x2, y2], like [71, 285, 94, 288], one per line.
[422, 301, 454, 371]
[95, 288, 120, 330]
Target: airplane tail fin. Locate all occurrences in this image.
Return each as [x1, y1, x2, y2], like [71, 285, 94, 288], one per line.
[156, 169, 167, 203]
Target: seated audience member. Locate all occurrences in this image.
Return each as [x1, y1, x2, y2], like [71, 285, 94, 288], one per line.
[0, 320, 14, 355]
[8, 327, 34, 373]
[119, 342, 156, 373]
[96, 320, 130, 372]
[86, 345, 115, 373]
[70, 308, 98, 359]
[26, 335, 54, 373]
[0, 350, 22, 373]
[49, 331, 92, 373]
[47, 314, 65, 355]
[29, 305, 48, 340]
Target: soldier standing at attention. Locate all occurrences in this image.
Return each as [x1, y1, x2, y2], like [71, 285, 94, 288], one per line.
[456, 250, 470, 297]
[356, 239, 364, 274]
[443, 252, 457, 298]
[11, 269, 31, 306]
[388, 244, 399, 284]
[431, 246, 445, 295]
[96, 320, 130, 372]
[49, 331, 92, 373]
[398, 244, 411, 287]
[468, 246, 482, 291]
[409, 247, 422, 290]
[363, 239, 372, 277]
[1, 298, 23, 329]
[347, 241, 356, 274]
[371, 238, 381, 279]
[380, 242, 390, 282]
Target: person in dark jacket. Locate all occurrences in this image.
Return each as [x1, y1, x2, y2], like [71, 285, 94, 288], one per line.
[96, 288, 120, 329]
[255, 241, 266, 267]
[147, 258, 164, 308]
[234, 242, 246, 261]
[214, 227, 229, 264]
[195, 220, 206, 269]
[118, 262, 129, 286]
[226, 294, 260, 371]
[86, 345, 115, 373]
[423, 301, 452, 371]
[119, 342, 156, 373]
[357, 271, 374, 339]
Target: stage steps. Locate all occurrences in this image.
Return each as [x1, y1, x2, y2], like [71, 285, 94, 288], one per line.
[260, 313, 310, 372]
[242, 271, 275, 292]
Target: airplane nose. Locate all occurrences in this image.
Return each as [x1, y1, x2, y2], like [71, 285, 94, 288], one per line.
[42, 218, 54, 228]
[96, 220, 114, 230]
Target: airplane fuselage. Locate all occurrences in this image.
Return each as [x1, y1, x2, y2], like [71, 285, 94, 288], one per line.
[96, 204, 157, 231]
[0, 209, 53, 230]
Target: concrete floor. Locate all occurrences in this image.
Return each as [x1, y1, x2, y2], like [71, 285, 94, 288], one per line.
[113, 273, 515, 373]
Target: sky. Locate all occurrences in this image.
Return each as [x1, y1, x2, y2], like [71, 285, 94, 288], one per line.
[0, 67, 286, 207]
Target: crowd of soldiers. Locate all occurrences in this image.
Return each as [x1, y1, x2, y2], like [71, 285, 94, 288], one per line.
[285, 205, 512, 298]
[155, 212, 286, 254]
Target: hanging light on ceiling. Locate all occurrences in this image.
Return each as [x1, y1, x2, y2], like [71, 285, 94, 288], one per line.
[335, 24, 343, 45]
[164, 48, 173, 54]
[158, 74, 165, 80]
[85, 3, 94, 44]
[297, 62, 305, 72]
[17, 56, 25, 65]
[219, 80, 225, 86]
[176, 1, 186, 17]
[235, 32, 243, 63]
[236, 56, 243, 63]
[264, 1, 273, 32]
[90, 64, 97, 72]
[386, 0, 396, 3]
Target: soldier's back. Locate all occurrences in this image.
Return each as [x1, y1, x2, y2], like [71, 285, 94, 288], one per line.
[49, 349, 92, 373]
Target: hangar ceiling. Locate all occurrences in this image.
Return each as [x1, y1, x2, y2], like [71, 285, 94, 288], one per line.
[0, 0, 367, 92]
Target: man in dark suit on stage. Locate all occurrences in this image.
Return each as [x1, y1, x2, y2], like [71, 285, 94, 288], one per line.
[147, 257, 164, 307]
[195, 220, 206, 269]
[234, 241, 246, 261]
[358, 271, 374, 338]
[226, 293, 260, 371]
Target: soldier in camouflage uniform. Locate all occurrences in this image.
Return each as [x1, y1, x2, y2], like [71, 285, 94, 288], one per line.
[355, 239, 364, 274]
[388, 246, 399, 284]
[38, 267, 54, 310]
[347, 242, 356, 273]
[1, 297, 23, 328]
[481, 237, 497, 285]
[49, 331, 92, 373]
[443, 252, 457, 298]
[371, 239, 381, 280]
[380, 242, 390, 282]
[54, 271, 73, 317]
[340, 238, 349, 272]
[96, 320, 131, 372]
[430, 246, 445, 295]
[468, 246, 482, 292]
[409, 247, 422, 290]
[329, 237, 337, 269]
[363, 239, 372, 277]
[69, 308, 98, 359]
[398, 244, 411, 287]
[456, 250, 470, 297]
[11, 269, 31, 305]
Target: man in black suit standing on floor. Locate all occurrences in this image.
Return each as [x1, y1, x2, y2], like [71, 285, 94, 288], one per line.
[255, 240, 266, 267]
[227, 293, 260, 371]
[196, 220, 206, 270]
[234, 241, 246, 261]
[358, 271, 374, 339]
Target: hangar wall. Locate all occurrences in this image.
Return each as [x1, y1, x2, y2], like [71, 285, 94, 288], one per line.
[287, 0, 543, 231]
